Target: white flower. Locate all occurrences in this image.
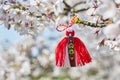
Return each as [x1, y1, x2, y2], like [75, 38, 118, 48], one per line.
[109, 65, 120, 80]
[30, 0, 37, 5]
[32, 68, 43, 77]
[28, 5, 38, 13]
[0, 9, 9, 21]
[17, 36, 35, 49]
[96, 1, 117, 19]
[23, 19, 43, 35]
[37, 54, 49, 67]
[52, 67, 61, 77]
[53, 0, 64, 16]
[103, 21, 120, 51]
[19, 61, 31, 75]
[13, 10, 27, 22]
[103, 22, 120, 39]
[105, 38, 120, 51]
[6, 71, 16, 80]
[68, 68, 81, 78]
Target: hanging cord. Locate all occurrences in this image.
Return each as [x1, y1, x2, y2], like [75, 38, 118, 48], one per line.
[56, 15, 77, 32]
[56, 15, 106, 32]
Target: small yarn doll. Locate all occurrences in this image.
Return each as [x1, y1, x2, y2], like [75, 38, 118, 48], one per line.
[55, 28, 92, 67]
[55, 15, 92, 67]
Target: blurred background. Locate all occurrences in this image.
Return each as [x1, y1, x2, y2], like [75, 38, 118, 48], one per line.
[0, 0, 120, 80]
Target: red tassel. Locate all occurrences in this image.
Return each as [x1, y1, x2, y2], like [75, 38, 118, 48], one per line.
[74, 37, 92, 66]
[55, 30, 92, 67]
[55, 37, 68, 66]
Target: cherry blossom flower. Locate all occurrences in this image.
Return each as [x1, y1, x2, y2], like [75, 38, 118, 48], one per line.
[19, 61, 31, 75]
[103, 23, 120, 40]
[96, 2, 117, 19]
[53, 0, 64, 16]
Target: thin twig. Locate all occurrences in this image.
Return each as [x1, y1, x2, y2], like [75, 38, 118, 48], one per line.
[63, 0, 71, 8]
[73, 7, 90, 13]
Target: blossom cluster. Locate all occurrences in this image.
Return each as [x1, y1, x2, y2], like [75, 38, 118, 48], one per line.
[0, 0, 64, 35]
[0, 0, 120, 50]
[0, 35, 120, 80]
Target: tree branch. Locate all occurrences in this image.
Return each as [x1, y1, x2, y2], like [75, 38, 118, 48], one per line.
[63, 0, 71, 8]
[73, 7, 90, 13]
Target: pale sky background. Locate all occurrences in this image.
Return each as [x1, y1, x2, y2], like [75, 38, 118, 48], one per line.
[0, 24, 61, 45]
[0, 25, 23, 44]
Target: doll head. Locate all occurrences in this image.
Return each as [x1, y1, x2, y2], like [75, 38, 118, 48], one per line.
[66, 28, 75, 36]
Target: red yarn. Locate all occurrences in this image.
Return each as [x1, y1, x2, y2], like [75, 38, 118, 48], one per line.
[74, 37, 92, 66]
[55, 37, 68, 66]
[55, 30, 92, 67]
[66, 30, 75, 36]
